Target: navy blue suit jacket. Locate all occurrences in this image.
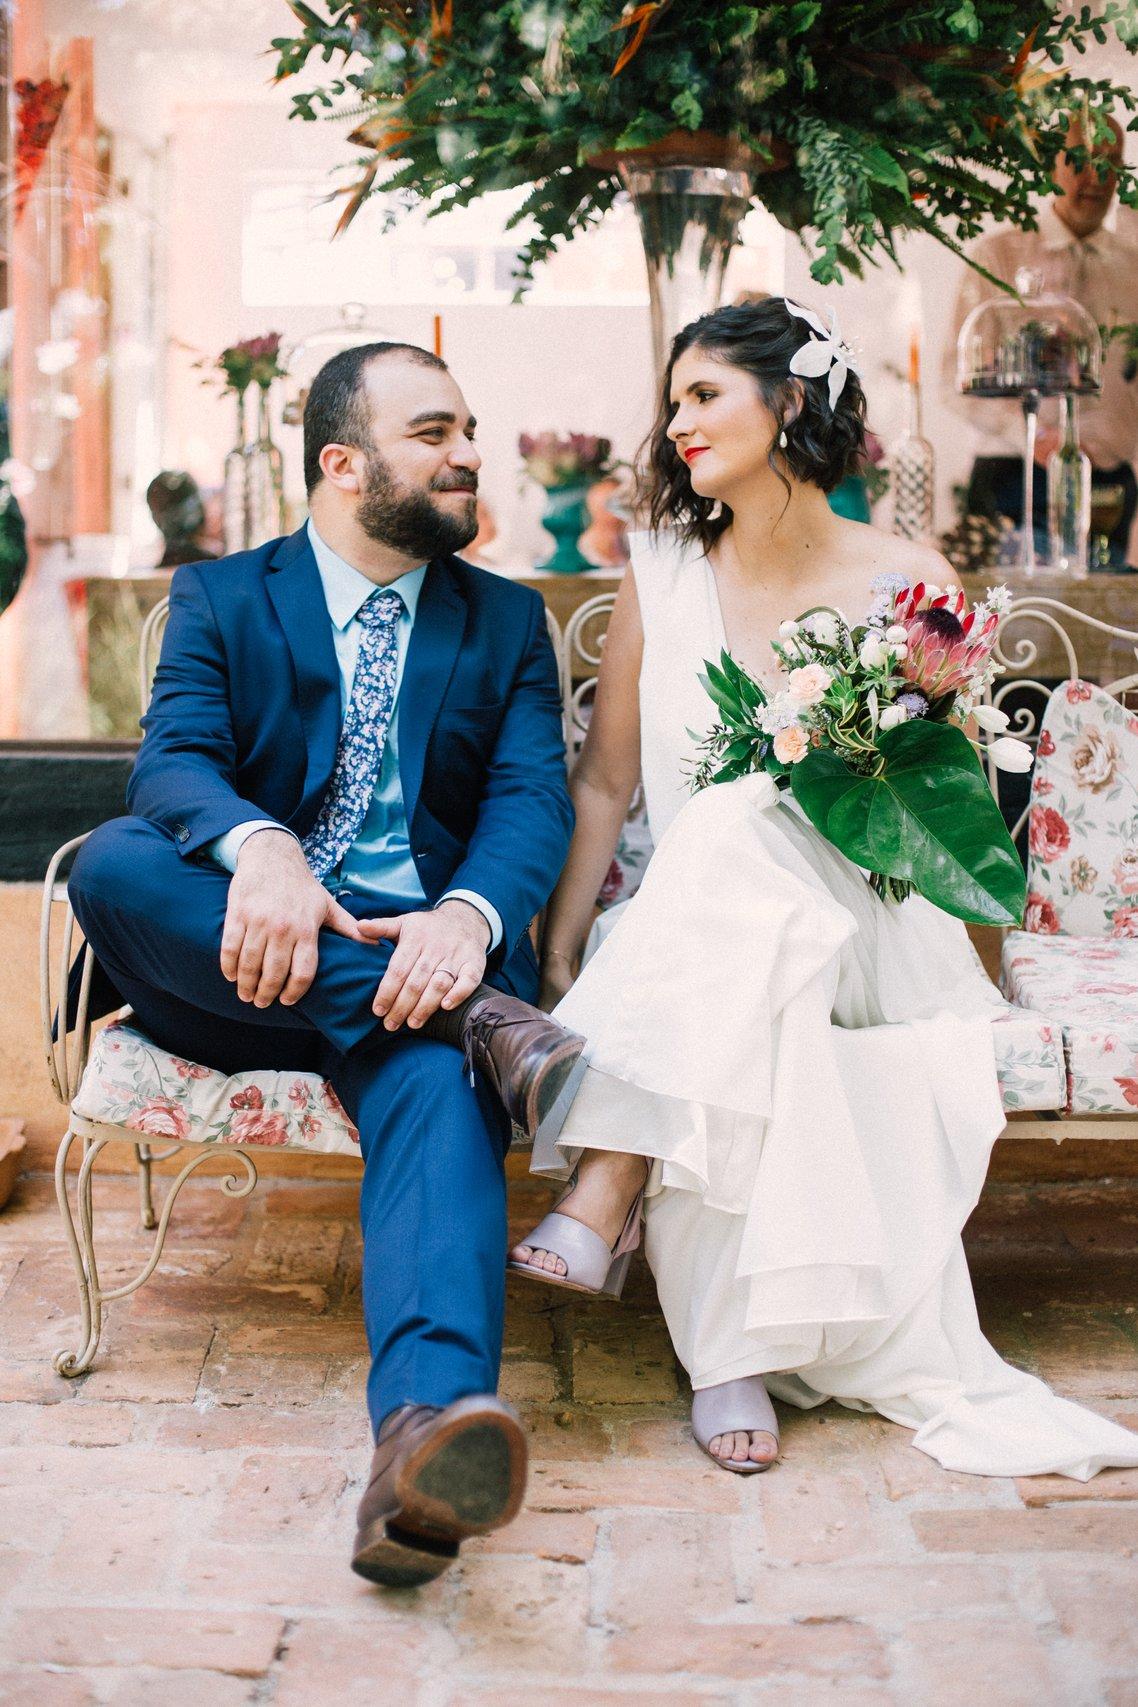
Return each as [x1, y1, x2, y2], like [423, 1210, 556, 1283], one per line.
[125, 526, 573, 997]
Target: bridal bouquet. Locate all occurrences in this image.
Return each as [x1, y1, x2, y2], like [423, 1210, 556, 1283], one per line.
[693, 574, 1030, 926]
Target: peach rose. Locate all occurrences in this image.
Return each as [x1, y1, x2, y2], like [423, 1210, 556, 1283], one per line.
[773, 723, 809, 765]
[126, 1098, 190, 1142]
[1071, 725, 1122, 793]
[786, 663, 832, 707]
[228, 1108, 288, 1146]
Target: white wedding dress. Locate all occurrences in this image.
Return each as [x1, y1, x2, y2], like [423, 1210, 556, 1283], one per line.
[532, 529, 1138, 1480]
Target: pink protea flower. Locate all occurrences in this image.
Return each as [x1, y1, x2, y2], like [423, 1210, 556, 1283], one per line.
[890, 582, 1000, 700]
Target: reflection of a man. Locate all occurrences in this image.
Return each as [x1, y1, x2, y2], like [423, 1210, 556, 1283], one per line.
[945, 117, 1138, 567]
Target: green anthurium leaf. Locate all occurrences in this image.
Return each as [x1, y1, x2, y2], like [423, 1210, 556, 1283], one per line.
[788, 719, 1027, 926]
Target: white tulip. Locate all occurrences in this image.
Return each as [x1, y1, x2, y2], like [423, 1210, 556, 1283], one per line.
[879, 704, 908, 730]
[972, 704, 1010, 734]
[989, 736, 1034, 773]
[859, 635, 887, 670]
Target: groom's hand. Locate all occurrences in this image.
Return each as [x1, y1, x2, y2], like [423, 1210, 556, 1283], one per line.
[220, 829, 366, 1009]
[359, 900, 489, 1031]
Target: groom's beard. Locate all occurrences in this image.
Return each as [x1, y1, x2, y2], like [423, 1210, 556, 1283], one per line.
[356, 447, 479, 560]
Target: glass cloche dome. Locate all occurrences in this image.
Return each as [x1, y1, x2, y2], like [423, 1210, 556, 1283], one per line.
[956, 267, 1102, 400]
[280, 304, 398, 426]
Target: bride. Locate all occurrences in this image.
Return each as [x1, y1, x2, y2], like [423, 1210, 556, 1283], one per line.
[510, 295, 1138, 1482]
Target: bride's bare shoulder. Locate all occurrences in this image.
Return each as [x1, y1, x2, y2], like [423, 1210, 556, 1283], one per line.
[850, 522, 954, 587]
[828, 521, 956, 625]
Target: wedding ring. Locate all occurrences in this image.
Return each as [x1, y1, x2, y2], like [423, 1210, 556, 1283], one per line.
[438, 967, 458, 981]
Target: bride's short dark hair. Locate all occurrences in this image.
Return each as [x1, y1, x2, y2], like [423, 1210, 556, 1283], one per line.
[642, 298, 868, 553]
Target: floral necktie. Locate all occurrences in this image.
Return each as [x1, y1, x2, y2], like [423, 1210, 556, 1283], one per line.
[301, 586, 404, 881]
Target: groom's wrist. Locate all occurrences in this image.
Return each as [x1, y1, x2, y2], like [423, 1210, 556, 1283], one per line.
[434, 895, 493, 953]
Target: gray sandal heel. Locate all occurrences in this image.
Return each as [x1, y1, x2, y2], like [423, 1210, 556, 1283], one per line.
[691, 1376, 780, 1474]
[507, 1188, 644, 1298]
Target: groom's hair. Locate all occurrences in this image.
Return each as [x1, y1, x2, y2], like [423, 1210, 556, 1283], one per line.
[303, 342, 448, 495]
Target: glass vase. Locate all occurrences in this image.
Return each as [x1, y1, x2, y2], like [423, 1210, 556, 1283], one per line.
[222, 391, 249, 555]
[605, 141, 759, 377]
[891, 377, 935, 542]
[1047, 393, 1091, 578]
[539, 482, 592, 575]
[244, 389, 285, 548]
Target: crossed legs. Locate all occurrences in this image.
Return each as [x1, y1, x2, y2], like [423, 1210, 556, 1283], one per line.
[69, 816, 512, 1436]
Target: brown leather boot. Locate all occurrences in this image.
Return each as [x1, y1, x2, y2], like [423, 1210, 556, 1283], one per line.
[425, 984, 587, 1144]
[351, 1395, 528, 1587]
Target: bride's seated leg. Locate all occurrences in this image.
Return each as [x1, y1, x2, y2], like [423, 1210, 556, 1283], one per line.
[510, 1149, 650, 1278]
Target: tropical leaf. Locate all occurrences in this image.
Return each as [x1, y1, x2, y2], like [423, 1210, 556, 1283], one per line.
[788, 718, 1026, 925]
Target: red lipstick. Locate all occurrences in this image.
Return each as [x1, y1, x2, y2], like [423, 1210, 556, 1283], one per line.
[684, 446, 709, 464]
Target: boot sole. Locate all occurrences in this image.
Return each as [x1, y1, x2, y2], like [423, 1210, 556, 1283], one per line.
[525, 1038, 587, 1146]
[351, 1398, 528, 1587]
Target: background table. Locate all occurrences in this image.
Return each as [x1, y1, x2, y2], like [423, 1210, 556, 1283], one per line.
[71, 566, 627, 738]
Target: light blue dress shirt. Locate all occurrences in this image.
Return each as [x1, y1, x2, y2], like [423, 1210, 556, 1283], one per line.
[210, 519, 502, 949]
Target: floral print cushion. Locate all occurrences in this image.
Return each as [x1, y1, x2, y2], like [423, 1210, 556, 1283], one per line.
[1000, 931, 1138, 1115]
[596, 782, 655, 911]
[573, 686, 655, 912]
[1025, 679, 1138, 939]
[71, 1021, 361, 1155]
[990, 1007, 1066, 1112]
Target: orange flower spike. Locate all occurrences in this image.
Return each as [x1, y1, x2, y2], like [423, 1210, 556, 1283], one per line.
[612, 2, 664, 77]
[1007, 25, 1038, 85]
[430, 0, 453, 39]
[332, 155, 381, 238]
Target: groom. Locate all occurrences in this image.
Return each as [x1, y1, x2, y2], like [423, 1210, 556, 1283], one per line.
[68, 342, 579, 1586]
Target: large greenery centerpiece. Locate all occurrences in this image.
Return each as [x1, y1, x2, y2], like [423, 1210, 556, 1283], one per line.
[273, 1, 1137, 316]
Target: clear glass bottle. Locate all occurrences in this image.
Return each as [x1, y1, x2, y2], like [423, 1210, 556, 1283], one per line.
[222, 389, 249, 554]
[1047, 393, 1091, 578]
[891, 330, 935, 540]
[244, 388, 285, 547]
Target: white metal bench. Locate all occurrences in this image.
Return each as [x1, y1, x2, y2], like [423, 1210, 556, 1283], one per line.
[43, 588, 1137, 1379]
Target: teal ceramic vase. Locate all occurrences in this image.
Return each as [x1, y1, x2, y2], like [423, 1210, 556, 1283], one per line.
[828, 474, 871, 524]
[539, 482, 591, 574]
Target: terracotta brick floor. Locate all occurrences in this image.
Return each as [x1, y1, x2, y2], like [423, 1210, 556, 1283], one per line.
[1, 1154, 1138, 1704]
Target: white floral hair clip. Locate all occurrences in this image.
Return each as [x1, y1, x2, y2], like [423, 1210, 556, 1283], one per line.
[784, 299, 859, 412]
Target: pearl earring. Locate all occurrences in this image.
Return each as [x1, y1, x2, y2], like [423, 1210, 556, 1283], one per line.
[778, 429, 788, 449]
